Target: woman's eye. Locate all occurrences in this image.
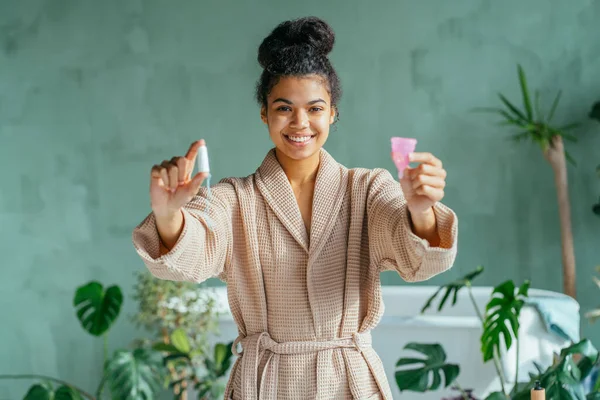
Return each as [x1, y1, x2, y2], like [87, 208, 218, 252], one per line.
[277, 106, 291, 112]
[310, 107, 323, 112]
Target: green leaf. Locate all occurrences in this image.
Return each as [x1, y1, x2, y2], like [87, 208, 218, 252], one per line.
[54, 386, 83, 400]
[213, 341, 234, 376]
[587, 392, 600, 400]
[421, 266, 484, 314]
[589, 101, 600, 122]
[485, 391, 508, 400]
[170, 328, 191, 354]
[534, 90, 544, 122]
[565, 150, 577, 166]
[513, 339, 599, 400]
[517, 64, 533, 121]
[394, 343, 459, 392]
[104, 348, 166, 400]
[481, 280, 529, 362]
[73, 281, 123, 336]
[151, 342, 181, 353]
[498, 93, 529, 122]
[24, 384, 53, 400]
[547, 90, 562, 122]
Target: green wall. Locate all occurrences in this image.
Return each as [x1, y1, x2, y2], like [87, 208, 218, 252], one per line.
[1, 0, 599, 397]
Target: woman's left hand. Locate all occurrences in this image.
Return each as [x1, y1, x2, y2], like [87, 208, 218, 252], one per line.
[398, 152, 447, 215]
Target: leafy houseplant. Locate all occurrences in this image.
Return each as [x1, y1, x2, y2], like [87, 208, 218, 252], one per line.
[131, 271, 224, 399]
[0, 279, 234, 400]
[477, 65, 580, 298]
[395, 267, 600, 400]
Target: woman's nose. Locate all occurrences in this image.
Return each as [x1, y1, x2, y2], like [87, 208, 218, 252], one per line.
[290, 110, 309, 129]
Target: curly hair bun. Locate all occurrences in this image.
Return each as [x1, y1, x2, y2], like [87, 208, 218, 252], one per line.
[258, 16, 335, 69]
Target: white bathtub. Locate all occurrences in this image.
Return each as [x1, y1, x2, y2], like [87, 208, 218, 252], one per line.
[204, 285, 578, 399]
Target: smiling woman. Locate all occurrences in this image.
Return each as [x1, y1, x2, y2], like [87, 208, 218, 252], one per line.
[132, 16, 459, 400]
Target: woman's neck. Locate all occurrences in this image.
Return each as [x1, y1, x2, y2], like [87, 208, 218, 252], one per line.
[275, 148, 320, 186]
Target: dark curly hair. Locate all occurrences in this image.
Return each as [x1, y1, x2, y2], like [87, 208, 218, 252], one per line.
[255, 17, 342, 120]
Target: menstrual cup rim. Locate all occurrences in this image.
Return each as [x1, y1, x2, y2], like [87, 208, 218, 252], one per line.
[390, 137, 417, 152]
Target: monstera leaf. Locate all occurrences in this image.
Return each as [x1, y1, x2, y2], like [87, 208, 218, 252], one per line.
[104, 348, 166, 400]
[481, 280, 529, 362]
[73, 281, 123, 336]
[395, 343, 459, 392]
[421, 266, 484, 313]
[512, 340, 599, 400]
[24, 383, 83, 400]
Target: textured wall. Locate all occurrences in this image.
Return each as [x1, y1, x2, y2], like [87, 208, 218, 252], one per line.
[1, 0, 599, 397]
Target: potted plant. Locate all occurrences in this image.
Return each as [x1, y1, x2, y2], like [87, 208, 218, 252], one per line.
[477, 65, 580, 298]
[395, 267, 600, 399]
[0, 277, 234, 400]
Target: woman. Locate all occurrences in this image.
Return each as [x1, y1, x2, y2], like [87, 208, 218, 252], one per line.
[133, 16, 458, 400]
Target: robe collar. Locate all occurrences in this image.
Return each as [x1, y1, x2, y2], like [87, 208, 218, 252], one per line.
[255, 147, 348, 256]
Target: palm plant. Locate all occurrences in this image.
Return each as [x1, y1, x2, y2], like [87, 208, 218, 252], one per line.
[477, 65, 580, 298]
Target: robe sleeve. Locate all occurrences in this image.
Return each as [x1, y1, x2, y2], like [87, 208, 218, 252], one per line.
[131, 182, 235, 283]
[367, 168, 458, 282]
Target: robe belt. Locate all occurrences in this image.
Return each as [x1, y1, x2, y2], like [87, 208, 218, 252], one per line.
[230, 331, 388, 400]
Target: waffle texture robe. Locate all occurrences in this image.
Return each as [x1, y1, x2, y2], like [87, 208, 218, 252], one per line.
[132, 148, 458, 399]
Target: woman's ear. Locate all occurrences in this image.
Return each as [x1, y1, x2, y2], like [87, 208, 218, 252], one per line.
[329, 106, 336, 124]
[260, 106, 268, 124]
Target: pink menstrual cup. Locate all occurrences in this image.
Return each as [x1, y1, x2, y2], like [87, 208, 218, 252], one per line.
[391, 137, 417, 179]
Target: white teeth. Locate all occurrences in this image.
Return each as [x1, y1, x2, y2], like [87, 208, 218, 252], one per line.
[288, 136, 312, 143]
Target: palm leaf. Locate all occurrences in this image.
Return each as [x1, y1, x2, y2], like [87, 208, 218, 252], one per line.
[73, 281, 123, 336]
[534, 90, 544, 122]
[481, 280, 530, 363]
[547, 90, 562, 123]
[498, 94, 528, 123]
[517, 64, 533, 120]
[421, 266, 484, 314]
[104, 348, 166, 400]
[395, 343, 459, 392]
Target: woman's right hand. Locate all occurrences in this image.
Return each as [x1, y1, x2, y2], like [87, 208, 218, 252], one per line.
[150, 140, 208, 220]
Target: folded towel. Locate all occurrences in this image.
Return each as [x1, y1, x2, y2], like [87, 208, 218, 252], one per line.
[525, 295, 580, 343]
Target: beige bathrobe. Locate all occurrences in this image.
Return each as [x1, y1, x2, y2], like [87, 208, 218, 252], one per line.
[132, 148, 458, 400]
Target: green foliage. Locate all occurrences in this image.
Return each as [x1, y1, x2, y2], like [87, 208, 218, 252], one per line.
[395, 343, 459, 392]
[2, 276, 232, 400]
[131, 270, 221, 358]
[73, 282, 123, 336]
[512, 340, 598, 400]
[481, 280, 529, 362]
[396, 267, 597, 399]
[103, 348, 166, 400]
[421, 266, 484, 314]
[24, 383, 83, 400]
[476, 64, 579, 164]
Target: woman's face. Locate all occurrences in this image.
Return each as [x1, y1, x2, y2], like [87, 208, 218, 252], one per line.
[261, 75, 336, 162]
